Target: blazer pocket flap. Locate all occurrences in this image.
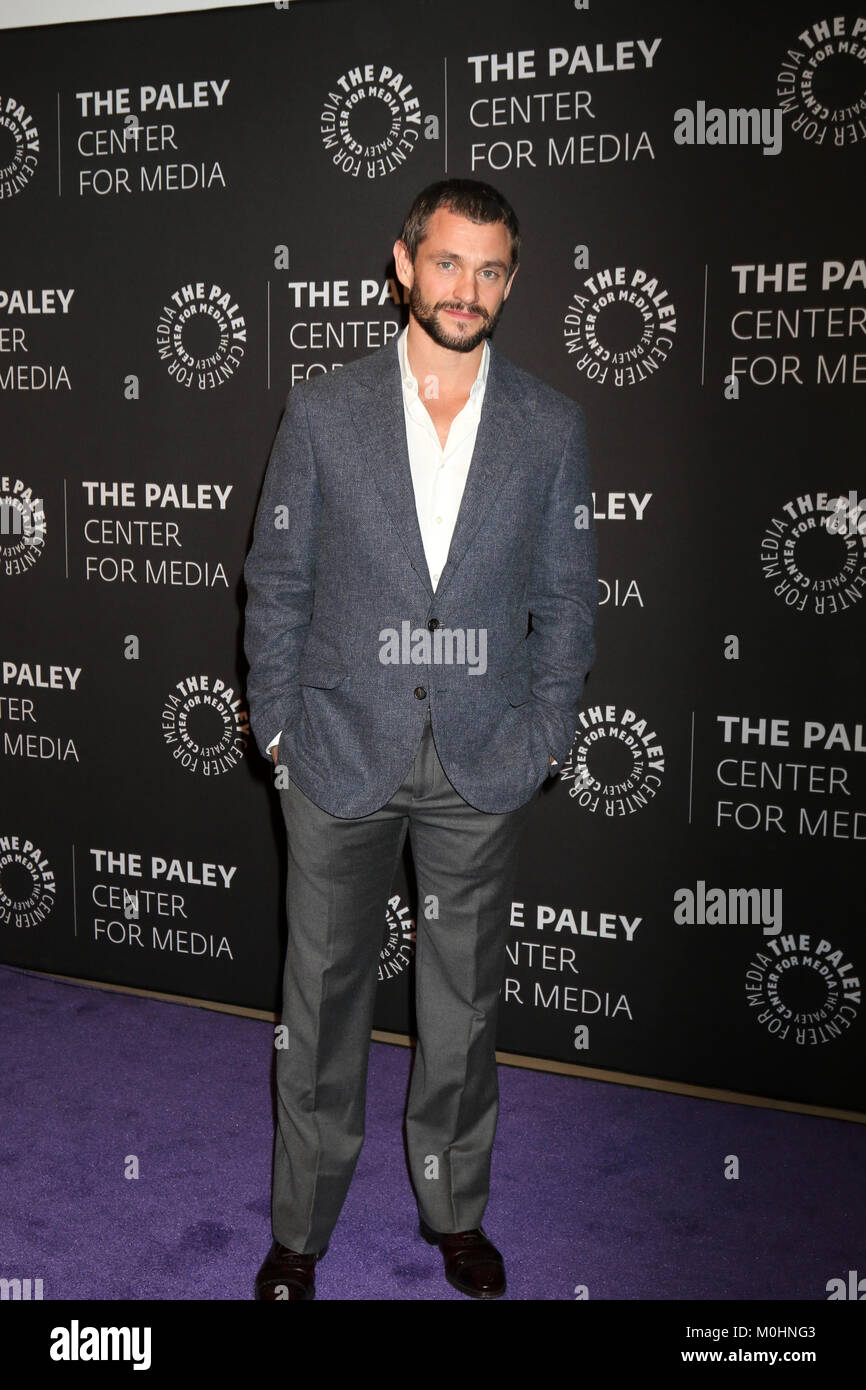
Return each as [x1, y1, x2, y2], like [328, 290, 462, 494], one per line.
[500, 666, 532, 706]
[298, 654, 348, 688]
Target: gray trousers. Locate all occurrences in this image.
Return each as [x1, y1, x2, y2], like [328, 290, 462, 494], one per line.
[271, 708, 539, 1253]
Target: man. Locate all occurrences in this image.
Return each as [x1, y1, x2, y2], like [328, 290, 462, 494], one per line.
[243, 178, 597, 1300]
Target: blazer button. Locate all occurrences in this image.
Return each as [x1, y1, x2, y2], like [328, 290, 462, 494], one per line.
[427, 618, 440, 630]
[414, 686, 427, 699]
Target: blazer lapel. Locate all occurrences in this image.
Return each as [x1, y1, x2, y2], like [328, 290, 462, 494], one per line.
[347, 339, 432, 597]
[347, 336, 530, 603]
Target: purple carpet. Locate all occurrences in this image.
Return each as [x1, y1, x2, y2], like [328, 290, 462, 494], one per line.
[1, 963, 862, 1301]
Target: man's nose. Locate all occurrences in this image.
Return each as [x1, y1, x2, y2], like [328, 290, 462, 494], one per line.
[453, 267, 476, 303]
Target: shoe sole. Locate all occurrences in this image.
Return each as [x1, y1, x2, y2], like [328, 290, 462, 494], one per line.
[444, 1270, 506, 1299]
[254, 1284, 315, 1301]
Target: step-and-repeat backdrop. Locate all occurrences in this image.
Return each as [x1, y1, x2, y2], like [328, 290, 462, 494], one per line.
[1, 0, 862, 1112]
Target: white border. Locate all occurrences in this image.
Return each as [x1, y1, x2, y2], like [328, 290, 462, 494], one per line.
[0, 0, 274, 30]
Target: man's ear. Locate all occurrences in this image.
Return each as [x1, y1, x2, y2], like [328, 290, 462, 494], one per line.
[393, 238, 414, 291]
[503, 262, 519, 300]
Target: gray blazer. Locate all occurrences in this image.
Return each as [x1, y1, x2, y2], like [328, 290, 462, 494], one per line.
[243, 335, 597, 816]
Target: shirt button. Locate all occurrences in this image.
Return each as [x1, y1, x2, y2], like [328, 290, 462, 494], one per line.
[435, 516, 442, 524]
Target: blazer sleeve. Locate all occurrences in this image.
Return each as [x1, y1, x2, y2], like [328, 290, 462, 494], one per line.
[525, 401, 598, 765]
[243, 384, 322, 759]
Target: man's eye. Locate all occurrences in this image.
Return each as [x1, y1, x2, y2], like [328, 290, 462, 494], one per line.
[438, 261, 454, 270]
[480, 269, 499, 280]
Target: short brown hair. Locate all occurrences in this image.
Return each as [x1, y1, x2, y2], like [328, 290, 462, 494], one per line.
[399, 179, 521, 275]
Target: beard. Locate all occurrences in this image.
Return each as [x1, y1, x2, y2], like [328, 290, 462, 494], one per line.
[408, 281, 506, 353]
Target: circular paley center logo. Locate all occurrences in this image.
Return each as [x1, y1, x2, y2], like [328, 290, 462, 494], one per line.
[320, 62, 422, 178]
[0, 476, 46, 576]
[745, 934, 860, 1044]
[0, 94, 40, 198]
[563, 266, 677, 386]
[559, 704, 665, 816]
[156, 282, 247, 389]
[776, 15, 866, 148]
[0, 837, 56, 929]
[161, 674, 249, 776]
[759, 492, 866, 616]
[379, 893, 415, 981]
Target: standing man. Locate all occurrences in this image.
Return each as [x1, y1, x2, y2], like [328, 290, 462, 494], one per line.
[243, 179, 597, 1300]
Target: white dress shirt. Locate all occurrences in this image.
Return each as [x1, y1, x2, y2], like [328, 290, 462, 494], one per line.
[397, 323, 489, 591]
[267, 327, 489, 754]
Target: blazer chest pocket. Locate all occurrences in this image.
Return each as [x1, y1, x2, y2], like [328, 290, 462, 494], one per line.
[298, 653, 349, 689]
[500, 666, 532, 707]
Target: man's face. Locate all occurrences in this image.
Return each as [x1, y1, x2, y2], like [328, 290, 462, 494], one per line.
[394, 206, 518, 354]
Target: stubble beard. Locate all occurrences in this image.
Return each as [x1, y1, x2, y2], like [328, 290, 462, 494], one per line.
[408, 281, 506, 354]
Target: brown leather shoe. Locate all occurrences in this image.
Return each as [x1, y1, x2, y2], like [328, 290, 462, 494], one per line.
[254, 1239, 327, 1301]
[420, 1219, 506, 1299]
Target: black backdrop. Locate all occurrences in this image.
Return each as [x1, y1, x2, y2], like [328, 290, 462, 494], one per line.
[1, 0, 862, 1113]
